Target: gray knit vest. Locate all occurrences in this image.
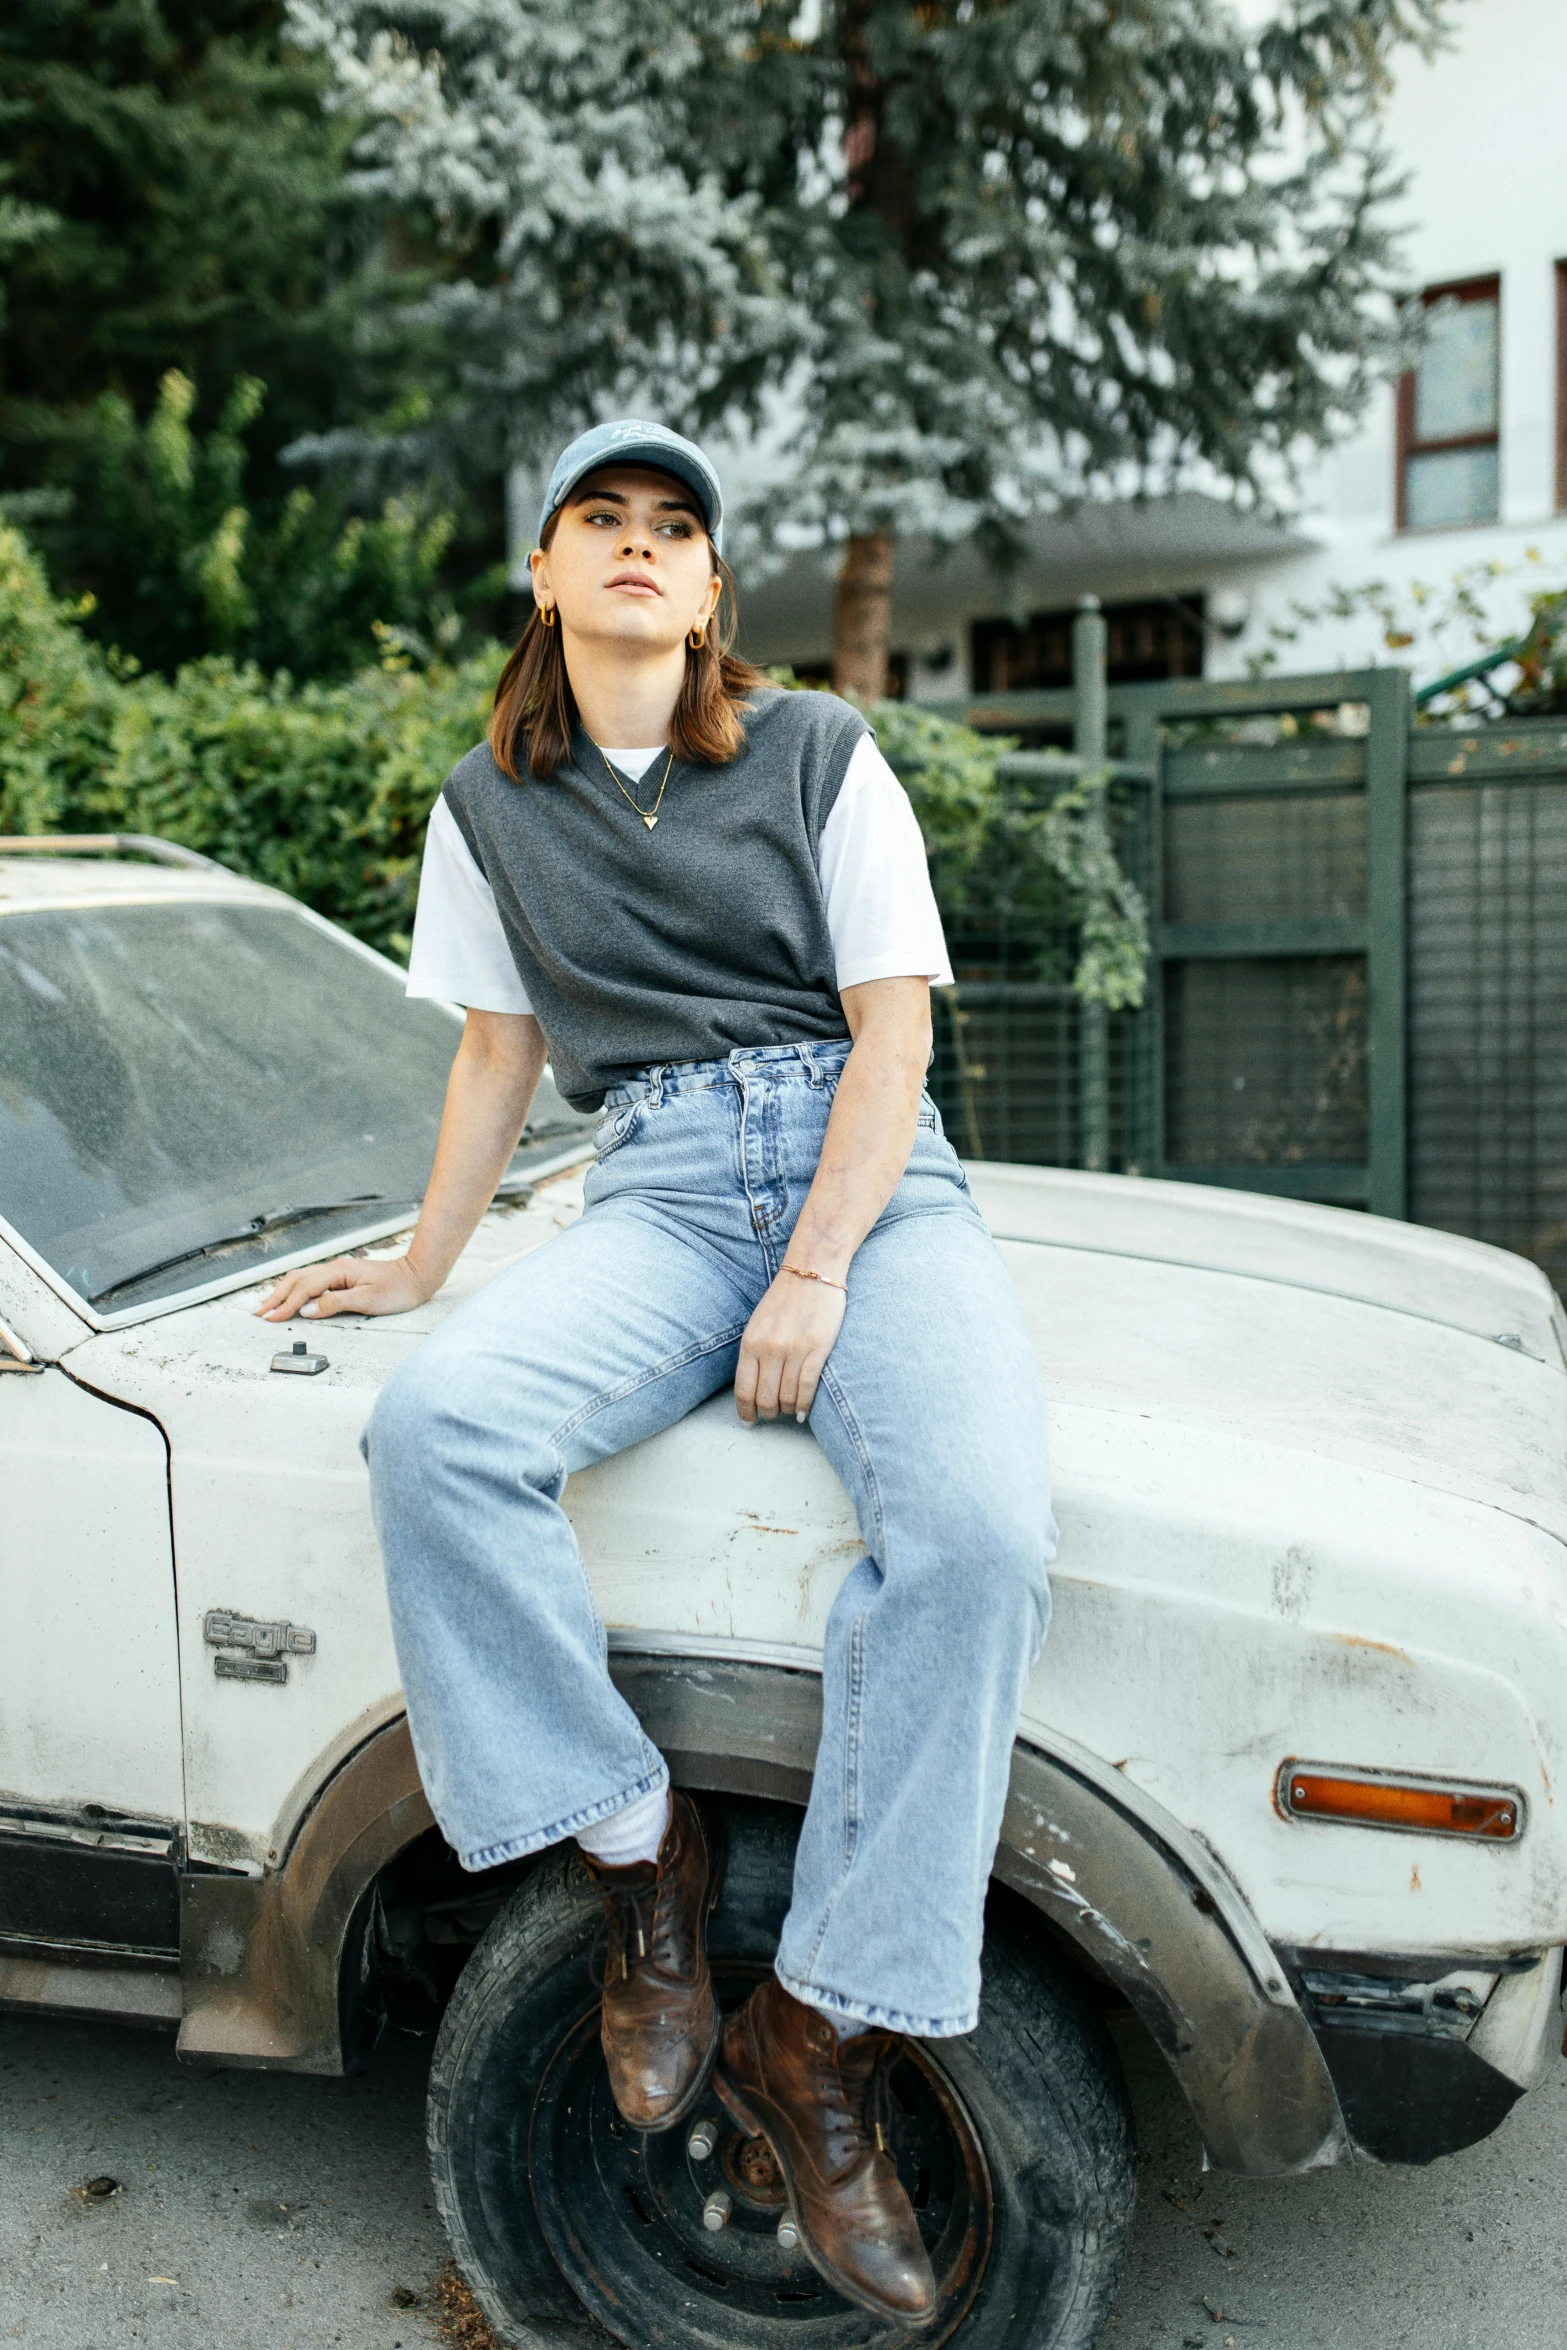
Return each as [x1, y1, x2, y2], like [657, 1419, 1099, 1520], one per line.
[440, 687, 869, 1110]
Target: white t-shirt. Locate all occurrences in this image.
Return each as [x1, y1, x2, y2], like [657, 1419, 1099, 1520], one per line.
[406, 732, 954, 1013]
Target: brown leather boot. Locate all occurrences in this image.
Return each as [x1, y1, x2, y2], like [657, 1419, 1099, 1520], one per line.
[579, 1791, 722, 2133]
[715, 1977, 939, 2323]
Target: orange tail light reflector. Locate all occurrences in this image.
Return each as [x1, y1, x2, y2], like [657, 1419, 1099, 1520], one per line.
[1279, 1765, 1522, 1842]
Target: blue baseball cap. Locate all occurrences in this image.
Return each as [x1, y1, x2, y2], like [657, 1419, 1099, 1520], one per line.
[537, 420, 724, 554]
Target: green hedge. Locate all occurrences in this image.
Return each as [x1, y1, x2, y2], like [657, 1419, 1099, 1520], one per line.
[0, 524, 495, 958]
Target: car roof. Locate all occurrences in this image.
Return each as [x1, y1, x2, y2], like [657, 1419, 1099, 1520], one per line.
[0, 853, 275, 913]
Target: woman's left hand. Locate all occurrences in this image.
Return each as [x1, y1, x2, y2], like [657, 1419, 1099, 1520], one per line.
[735, 1269, 847, 1424]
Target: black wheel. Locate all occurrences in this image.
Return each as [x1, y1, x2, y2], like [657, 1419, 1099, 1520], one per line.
[428, 1795, 1135, 2350]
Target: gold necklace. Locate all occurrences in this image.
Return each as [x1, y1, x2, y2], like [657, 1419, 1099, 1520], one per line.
[596, 743, 675, 831]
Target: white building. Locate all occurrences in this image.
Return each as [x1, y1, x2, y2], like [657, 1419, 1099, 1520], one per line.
[735, 0, 1567, 701]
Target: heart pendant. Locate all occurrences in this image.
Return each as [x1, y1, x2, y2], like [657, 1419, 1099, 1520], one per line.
[644, 814, 658, 830]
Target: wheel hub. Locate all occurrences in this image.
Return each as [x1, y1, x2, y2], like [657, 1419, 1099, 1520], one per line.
[527, 1967, 993, 2349]
[724, 2128, 787, 2206]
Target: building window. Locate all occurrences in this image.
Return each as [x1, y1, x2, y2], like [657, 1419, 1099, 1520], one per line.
[971, 597, 1205, 694]
[1397, 276, 1501, 532]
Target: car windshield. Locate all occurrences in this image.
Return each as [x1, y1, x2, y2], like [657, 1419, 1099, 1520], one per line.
[0, 893, 590, 1313]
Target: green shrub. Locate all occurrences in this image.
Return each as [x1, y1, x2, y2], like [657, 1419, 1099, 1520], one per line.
[0, 522, 499, 958]
[14, 369, 487, 684]
[1508, 583, 1567, 715]
[0, 526, 124, 838]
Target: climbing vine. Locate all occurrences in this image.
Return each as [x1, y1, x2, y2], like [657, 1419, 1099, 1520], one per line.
[867, 697, 1149, 1011]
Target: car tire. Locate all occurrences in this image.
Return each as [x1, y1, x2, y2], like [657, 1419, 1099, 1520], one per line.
[427, 1793, 1136, 2350]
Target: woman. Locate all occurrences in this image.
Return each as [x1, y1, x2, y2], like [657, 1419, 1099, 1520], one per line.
[260, 420, 1056, 2324]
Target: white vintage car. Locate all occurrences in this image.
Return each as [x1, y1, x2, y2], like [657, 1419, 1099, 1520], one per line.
[4, 836, 1565, 2350]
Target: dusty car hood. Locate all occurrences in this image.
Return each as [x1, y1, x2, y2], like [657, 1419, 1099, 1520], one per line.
[50, 1164, 1567, 1960]
[68, 1161, 1567, 1541]
[972, 1163, 1563, 1350]
[965, 1167, 1567, 1538]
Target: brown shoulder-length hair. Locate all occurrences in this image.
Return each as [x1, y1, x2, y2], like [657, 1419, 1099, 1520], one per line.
[488, 511, 770, 780]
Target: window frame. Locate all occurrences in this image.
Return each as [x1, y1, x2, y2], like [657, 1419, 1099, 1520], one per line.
[1555, 261, 1567, 513]
[1395, 274, 1502, 534]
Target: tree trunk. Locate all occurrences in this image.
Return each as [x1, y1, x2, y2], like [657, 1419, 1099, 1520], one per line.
[832, 531, 895, 702]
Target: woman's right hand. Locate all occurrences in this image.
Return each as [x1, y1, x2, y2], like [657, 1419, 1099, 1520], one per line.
[255, 1250, 432, 1324]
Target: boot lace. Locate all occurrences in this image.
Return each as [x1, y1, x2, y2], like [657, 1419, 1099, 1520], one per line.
[816, 2028, 897, 2175]
[583, 1865, 661, 1991]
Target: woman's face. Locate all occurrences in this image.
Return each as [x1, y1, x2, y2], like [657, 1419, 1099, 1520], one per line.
[530, 465, 721, 654]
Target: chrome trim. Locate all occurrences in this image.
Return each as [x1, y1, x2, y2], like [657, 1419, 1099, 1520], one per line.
[0, 1310, 39, 1368]
[0, 831, 231, 873]
[0, 1159, 593, 1335]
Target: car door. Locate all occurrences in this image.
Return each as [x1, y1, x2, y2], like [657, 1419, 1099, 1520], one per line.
[0, 1268, 185, 1974]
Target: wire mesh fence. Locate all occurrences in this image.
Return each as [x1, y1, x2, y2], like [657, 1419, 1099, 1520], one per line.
[923, 776, 1151, 1174]
[1408, 761, 1567, 1288]
[1163, 790, 1366, 925]
[1162, 955, 1369, 1171]
[914, 675, 1567, 1297]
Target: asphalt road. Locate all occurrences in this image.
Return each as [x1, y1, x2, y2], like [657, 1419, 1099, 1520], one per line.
[2, 2005, 1563, 2350]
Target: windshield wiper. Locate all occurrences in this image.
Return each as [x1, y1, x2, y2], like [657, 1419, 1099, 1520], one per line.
[87, 1197, 417, 1308]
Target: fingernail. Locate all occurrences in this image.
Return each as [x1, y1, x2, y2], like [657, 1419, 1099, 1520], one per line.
[796, 1411, 806, 1424]
[301, 1303, 318, 1317]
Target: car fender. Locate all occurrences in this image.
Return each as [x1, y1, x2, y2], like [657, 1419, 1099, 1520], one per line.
[176, 1655, 1349, 2173]
[178, 1713, 434, 2075]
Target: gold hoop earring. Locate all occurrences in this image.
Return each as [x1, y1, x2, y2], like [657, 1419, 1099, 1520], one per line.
[539, 603, 556, 630]
[688, 622, 707, 650]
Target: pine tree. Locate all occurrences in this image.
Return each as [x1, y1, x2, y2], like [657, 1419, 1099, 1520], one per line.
[0, 0, 413, 554]
[286, 0, 797, 494]
[297, 0, 1451, 693]
[701, 0, 1453, 694]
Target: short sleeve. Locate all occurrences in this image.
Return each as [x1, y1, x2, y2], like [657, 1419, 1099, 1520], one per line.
[406, 795, 533, 1014]
[817, 735, 954, 991]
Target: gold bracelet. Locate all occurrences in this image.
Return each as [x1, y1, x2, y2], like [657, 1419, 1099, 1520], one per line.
[784, 1264, 847, 1293]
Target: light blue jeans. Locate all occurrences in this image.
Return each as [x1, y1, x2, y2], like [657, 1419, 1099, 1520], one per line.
[365, 1041, 1055, 2036]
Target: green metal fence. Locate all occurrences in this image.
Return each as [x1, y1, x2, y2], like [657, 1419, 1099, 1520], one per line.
[918, 639, 1567, 1293]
